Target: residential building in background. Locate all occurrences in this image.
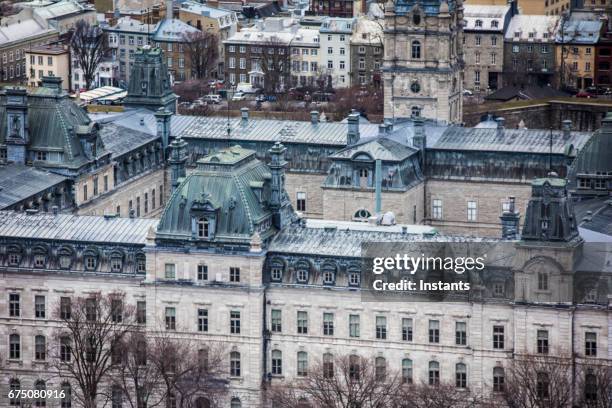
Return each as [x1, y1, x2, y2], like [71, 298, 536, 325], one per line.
[25, 45, 70, 90]
[465, 0, 546, 14]
[349, 17, 383, 86]
[319, 17, 355, 88]
[463, 3, 516, 92]
[0, 11, 58, 85]
[178, 1, 238, 79]
[290, 27, 320, 87]
[106, 17, 155, 87]
[555, 12, 602, 89]
[71, 57, 117, 90]
[29, 0, 97, 35]
[503, 14, 560, 87]
[595, 30, 612, 85]
[383, 0, 463, 123]
[152, 1, 200, 82]
[308, 0, 365, 17]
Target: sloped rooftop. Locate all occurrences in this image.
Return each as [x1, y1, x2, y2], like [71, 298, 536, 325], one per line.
[0, 164, 67, 209]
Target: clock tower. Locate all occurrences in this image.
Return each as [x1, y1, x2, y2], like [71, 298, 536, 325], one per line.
[383, 0, 464, 123]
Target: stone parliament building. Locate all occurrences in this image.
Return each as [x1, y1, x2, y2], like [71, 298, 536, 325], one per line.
[0, 10, 611, 408]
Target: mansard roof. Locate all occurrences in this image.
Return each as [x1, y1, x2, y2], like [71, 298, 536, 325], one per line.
[0, 164, 68, 209]
[567, 114, 612, 182]
[156, 146, 278, 244]
[0, 211, 158, 244]
[98, 122, 160, 158]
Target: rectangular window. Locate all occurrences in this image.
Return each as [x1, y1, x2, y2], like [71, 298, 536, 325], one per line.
[165, 307, 176, 330]
[230, 267, 240, 282]
[198, 309, 208, 332]
[376, 316, 387, 339]
[323, 312, 334, 336]
[197, 264, 208, 281]
[136, 301, 146, 324]
[83, 184, 88, 201]
[144, 193, 148, 213]
[297, 311, 308, 334]
[104, 175, 109, 192]
[271, 309, 282, 332]
[402, 318, 413, 341]
[349, 314, 360, 338]
[230, 311, 241, 334]
[585, 332, 597, 356]
[296, 192, 306, 212]
[152, 189, 156, 210]
[429, 320, 440, 343]
[136, 196, 141, 217]
[493, 325, 505, 349]
[537, 329, 549, 354]
[467, 201, 477, 221]
[456, 322, 467, 345]
[35, 295, 46, 319]
[432, 199, 442, 219]
[93, 176, 99, 196]
[165, 263, 176, 279]
[9, 293, 20, 317]
[60, 297, 71, 320]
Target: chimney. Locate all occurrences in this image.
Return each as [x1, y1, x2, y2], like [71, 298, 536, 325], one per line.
[166, 0, 173, 20]
[347, 110, 360, 144]
[413, 117, 426, 167]
[496, 117, 505, 138]
[169, 137, 188, 191]
[154, 108, 172, 150]
[500, 196, 520, 240]
[562, 119, 572, 140]
[378, 123, 386, 135]
[241, 107, 249, 125]
[310, 110, 319, 125]
[41, 76, 63, 92]
[268, 142, 288, 229]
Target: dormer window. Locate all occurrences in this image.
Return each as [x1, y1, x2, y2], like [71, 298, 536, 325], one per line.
[297, 269, 308, 283]
[84, 254, 97, 271]
[491, 20, 499, 28]
[198, 217, 210, 238]
[110, 256, 123, 273]
[8, 252, 21, 266]
[33, 254, 46, 268]
[475, 19, 483, 28]
[322, 267, 335, 285]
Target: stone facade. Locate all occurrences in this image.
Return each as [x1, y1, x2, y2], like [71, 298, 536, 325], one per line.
[383, 0, 463, 123]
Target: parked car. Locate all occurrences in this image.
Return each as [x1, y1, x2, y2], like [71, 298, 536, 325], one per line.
[232, 91, 247, 101]
[462, 89, 474, 96]
[576, 91, 597, 98]
[204, 94, 222, 104]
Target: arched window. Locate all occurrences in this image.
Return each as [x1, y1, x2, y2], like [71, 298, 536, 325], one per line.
[411, 41, 421, 59]
[83, 251, 97, 271]
[295, 261, 309, 283]
[61, 382, 71, 408]
[456, 363, 467, 388]
[198, 217, 210, 238]
[493, 367, 505, 391]
[359, 168, 369, 178]
[375, 357, 386, 381]
[271, 349, 282, 375]
[402, 359, 413, 383]
[428, 361, 440, 385]
[270, 259, 284, 282]
[9, 333, 20, 359]
[230, 398, 242, 408]
[195, 397, 211, 408]
[110, 254, 123, 273]
[9, 378, 20, 406]
[584, 370, 597, 402]
[111, 386, 122, 408]
[230, 351, 241, 377]
[34, 380, 46, 407]
[491, 20, 499, 28]
[411, 106, 421, 117]
[297, 351, 308, 376]
[58, 248, 73, 270]
[353, 209, 371, 221]
[475, 19, 483, 27]
[323, 353, 334, 378]
[60, 336, 72, 362]
[321, 264, 336, 285]
[34, 335, 46, 361]
[135, 254, 146, 274]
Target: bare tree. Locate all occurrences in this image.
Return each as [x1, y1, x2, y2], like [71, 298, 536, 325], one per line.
[182, 31, 219, 80]
[70, 19, 109, 90]
[269, 354, 403, 408]
[501, 355, 573, 408]
[575, 361, 612, 408]
[52, 291, 137, 408]
[148, 330, 228, 407]
[109, 331, 166, 408]
[393, 383, 481, 408]
[260, 38, 291, 94]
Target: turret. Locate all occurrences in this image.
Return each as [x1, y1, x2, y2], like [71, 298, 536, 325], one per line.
[4, 88, 29, 164]
[169, 137, 188, 191]
[155, 108, 172, 150]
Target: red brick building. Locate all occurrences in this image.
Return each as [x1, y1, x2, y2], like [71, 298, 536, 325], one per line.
[595, 30, 612, 86]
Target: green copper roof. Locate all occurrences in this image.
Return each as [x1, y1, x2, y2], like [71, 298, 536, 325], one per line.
[157, 146, 277, 245]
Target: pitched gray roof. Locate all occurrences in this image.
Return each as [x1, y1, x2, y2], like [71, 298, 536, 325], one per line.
[0, 164, 68, 209]
[331, 137, 418, 161]
[0, 211, 158, 244]
[99, 123, 159, 157]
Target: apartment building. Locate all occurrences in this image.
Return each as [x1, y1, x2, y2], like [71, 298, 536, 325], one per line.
[349, 17, 383, 86]
[25, 45, 70, 90]
[319, 17, 355, 88]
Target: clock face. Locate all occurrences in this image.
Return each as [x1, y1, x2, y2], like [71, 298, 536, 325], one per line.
[410, 81, 421, 93]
